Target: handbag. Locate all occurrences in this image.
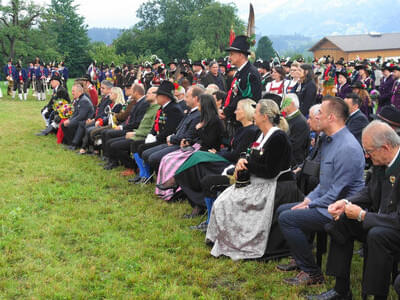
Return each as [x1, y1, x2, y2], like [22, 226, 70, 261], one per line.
[302, 159, 320, 178]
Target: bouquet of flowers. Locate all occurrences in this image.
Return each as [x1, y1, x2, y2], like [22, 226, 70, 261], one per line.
[53, 99, 73, 119]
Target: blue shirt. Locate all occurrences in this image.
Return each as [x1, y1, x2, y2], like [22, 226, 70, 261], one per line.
[308, 126, 365, 219]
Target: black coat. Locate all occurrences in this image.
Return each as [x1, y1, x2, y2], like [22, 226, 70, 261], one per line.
[197, 117, 224, 151]
[224, 61, 262, 122]
[379, 75, 395, 107]
[346, 109, 369, 145]
[296, 80, 317, 117]
[151, 101, 184, 143]
[95, 95, 112, 120]
[169, 109, 201, 145]
[45, 85, 70, 111]
[218, 124, 259, 163]
[349, 154, 400, 230]
[69, 94, 94, 127]
[123, 97, 150, 131]
[247, 129, 292, 179]
[286, 111, 310, 167]
[202, 72, 227, 91]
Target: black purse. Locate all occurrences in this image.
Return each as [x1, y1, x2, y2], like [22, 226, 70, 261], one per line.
[302, 159, 320, 177]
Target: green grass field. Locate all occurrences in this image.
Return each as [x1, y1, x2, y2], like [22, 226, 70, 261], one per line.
[0, 85, 397, 299]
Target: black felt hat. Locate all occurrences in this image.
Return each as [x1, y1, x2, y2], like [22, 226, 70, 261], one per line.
[225, 35, 251, 55]
[374, 105, 400, 128]
[351, 81, 366, 90]
[336, 69, 349, 80]
[50, 74, 62, 83]
[156, 80, 176, 101]
[81, 74, 93, 85]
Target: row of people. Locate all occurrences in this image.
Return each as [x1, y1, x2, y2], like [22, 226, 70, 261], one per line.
[36, 35, 400, 298]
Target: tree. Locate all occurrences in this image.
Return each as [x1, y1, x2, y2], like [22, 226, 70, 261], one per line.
[189, 2, 244, 54]
[48, 0, 90, 77]
[88, 42, 124, 66]
[0, 0, 43, 60]
[187, 38, 222, 61]
[256, 36, 275, 61]
[114, 0, 213, 61]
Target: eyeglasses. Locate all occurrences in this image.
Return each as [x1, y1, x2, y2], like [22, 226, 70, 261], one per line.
[363, 146, 380, 156]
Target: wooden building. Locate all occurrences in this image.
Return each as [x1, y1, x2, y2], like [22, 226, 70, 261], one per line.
[309, 32, 400, 61]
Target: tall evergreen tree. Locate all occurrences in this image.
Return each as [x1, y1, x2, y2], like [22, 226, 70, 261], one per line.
[48, 0, 90, 76]
[256, 36, 275, 61]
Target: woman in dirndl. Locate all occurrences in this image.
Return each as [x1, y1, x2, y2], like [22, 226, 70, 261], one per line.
[206, 99, 300, 260]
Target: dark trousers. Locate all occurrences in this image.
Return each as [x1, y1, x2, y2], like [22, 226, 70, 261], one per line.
[102, 129, 125, 157]
[326, 216, 400, 297]
[130, 140, 145, 154]
[277, 203, 331, 275]
[142, 143, 180, 171]
[137, 141, 162, 157]
[62, 122, 81, 146]
[109, 138, 135, 169]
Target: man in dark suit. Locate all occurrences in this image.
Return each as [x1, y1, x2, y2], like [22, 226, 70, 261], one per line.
[141, 85, 203, 172]
[281, 93, 310, 168]
[307, 121, 400, 300]
[62, 83, 94, 149]
[201, 61, 227, 91]
[36, 74, 70, 136]
[223, 35, 262, 137]
[344, 93, 369, 145]
[102, 82, 148, 169]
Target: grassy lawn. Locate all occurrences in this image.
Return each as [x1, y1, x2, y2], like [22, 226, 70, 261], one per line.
[0, 86, 396, 299]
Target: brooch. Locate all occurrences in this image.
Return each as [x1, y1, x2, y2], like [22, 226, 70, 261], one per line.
[390, 176, 396, 187]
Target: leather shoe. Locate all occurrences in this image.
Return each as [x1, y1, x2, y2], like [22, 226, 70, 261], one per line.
[183, 206, 205, 219]
[128, 175, 142, 183]
[103, 162, 119, 170]
[305, 288, 352, 300]
[276, 258, 299, 271]
[156, 183, 178, 191]
[190, 221, 208, 233]
[67, 145, 77, 151]
[134, 176, 153, 184]
[283, 271, 324, 286]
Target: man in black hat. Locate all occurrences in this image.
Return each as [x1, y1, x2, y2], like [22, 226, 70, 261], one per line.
[374, 105, 400, 135]
[12, 62, 28, 101]
[224, 35, 262, 136]
[82, 74, 98, 107]
[192, 61, 206, 85]
[132, 80, 184, 182]
[378, 62, 395, 111]
[36, 74, 70, 136]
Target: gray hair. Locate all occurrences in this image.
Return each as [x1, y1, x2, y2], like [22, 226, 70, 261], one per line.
[72, 83, 84, 93]
[309, 104, 321, 117]
[258, 99, 289, 132]
[101, 80, 114, 89]
[363, 120, 400, 148]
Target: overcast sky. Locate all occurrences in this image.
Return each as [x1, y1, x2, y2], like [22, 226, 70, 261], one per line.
[32, 0, 254, 28]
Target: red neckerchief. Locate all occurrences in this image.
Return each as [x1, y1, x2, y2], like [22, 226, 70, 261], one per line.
[154, 108, 162, 132]
[19, 72, 23, 81]
[224, 77, 237, 107]
[8, 66, 11, 74]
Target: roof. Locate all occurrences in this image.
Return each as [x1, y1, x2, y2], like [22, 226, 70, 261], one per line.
[309, 32, 400, 52]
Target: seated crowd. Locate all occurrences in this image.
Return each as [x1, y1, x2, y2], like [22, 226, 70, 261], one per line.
[35, 35, 400, 299]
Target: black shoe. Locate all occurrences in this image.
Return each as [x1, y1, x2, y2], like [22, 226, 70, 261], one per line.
[35, 126, 54, 136]
[305, 288, 352, 300]
[190, 221, 208, 233]
[67, 145, 77, 151]
[135, 176, 153, 185]
[156, 183, 178, 191]
[183, 206, 205, 219]
[276, 258, 299, 271]
[103, 162, 119, 170]
[128, 175, 142, 183]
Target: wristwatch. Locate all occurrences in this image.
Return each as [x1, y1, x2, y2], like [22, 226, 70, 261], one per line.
[357, 210, 365, 222]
